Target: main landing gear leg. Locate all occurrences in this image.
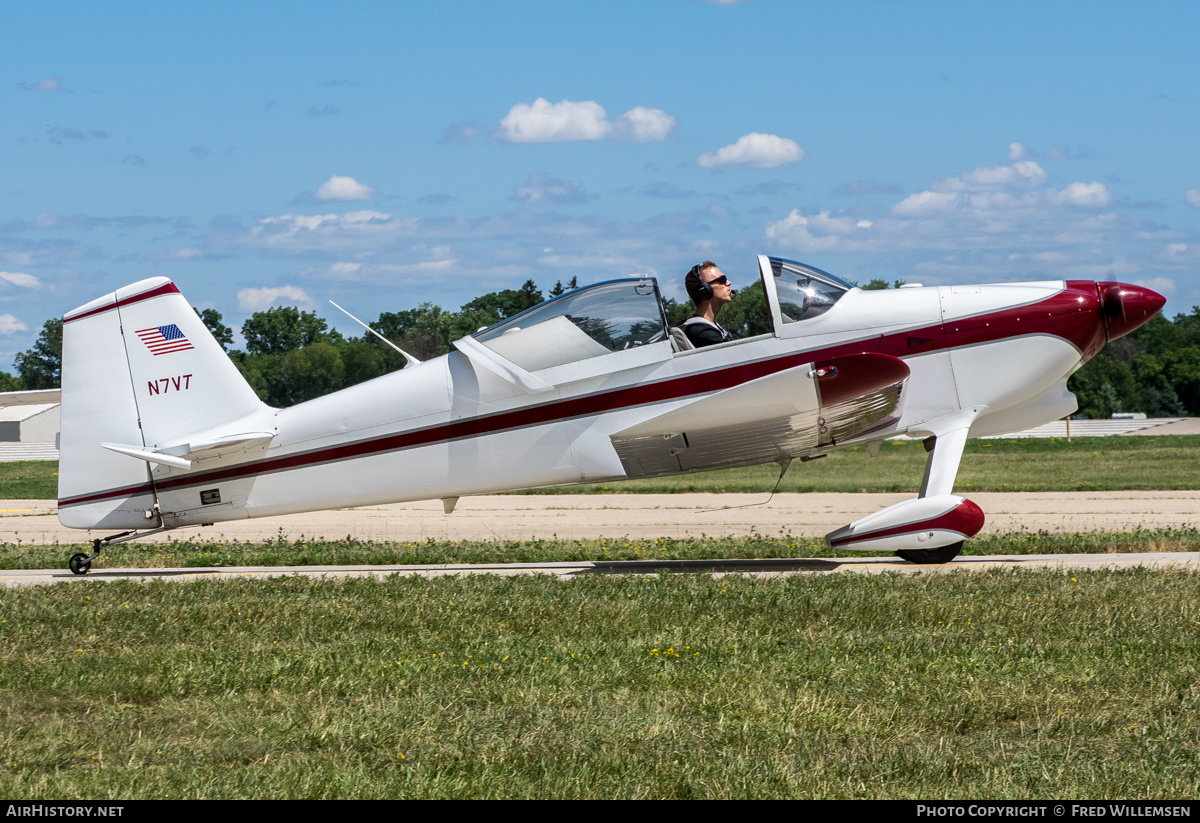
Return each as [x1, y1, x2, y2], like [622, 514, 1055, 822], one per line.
[894, 407, 985, 565]
[67, 526, 176, 575]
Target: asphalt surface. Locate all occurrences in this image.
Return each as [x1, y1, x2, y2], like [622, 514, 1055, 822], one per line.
[5, 551, 1198, 587]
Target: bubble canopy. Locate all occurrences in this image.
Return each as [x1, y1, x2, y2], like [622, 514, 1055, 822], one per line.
[473, 278, 668, 372]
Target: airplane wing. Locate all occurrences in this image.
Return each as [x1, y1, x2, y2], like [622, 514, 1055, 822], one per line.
[610, 352, 908, 477]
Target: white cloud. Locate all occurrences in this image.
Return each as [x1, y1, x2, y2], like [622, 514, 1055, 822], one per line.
[244, 210, 416, 251]
[0, 314, 28, 334]
[1134, 276, 1176, 295]
[0, 272, 40, 288]
[765, 210, 876, 252]
[496, 98, 676, 143]
[766, 149, 1123, 262]
[499, 99, 609, 143]
[514, 173, 591, 205]
[321, 258, 458, 282]
[696, 133, 804, 169]
[1008, 142, 1034, 161]
[315, 175, 376, 201]
[237, 285, 313, 311]
[1186, 188, 1200, 207]
[21, 77, 64, 93]
[1049, 181, 1112, 207]
[890, 190, 962, 217]
[610, 107, 677, 141]
[935, 160, 1047, 192]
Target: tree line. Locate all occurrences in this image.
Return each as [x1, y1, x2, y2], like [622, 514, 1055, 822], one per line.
[4, 277, 1196, 419]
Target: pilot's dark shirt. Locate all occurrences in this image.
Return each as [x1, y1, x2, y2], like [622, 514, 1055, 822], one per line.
[682, 316, 733, 348]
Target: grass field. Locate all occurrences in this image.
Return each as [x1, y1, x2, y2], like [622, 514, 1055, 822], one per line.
[529, 434, 1200, 494]
[3, 528, 1200, 571]
[2, 569, 1198, 799]
[4, 436, 1200, 501]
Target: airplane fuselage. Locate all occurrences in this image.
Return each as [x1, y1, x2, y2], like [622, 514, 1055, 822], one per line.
[56, 258, 1163, 546]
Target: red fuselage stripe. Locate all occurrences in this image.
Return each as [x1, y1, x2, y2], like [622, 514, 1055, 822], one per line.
[59, 284, 1105, 508]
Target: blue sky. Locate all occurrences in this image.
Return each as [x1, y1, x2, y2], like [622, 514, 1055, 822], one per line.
[3, 0, 1198, 368]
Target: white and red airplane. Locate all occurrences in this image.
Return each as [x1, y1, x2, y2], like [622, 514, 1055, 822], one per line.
[56, 255, 1163, 573]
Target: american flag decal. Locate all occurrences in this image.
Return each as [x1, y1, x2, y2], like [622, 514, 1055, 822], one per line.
[135, 324, 194, 356]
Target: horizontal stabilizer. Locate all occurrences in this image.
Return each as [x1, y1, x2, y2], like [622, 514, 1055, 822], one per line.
[164, 431, 275, 457]
[101, 430, 276, 471]
[102, 442, 193, 470]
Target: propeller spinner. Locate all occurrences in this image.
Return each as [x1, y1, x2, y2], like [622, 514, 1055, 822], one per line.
[1096, 282, 1166, 341]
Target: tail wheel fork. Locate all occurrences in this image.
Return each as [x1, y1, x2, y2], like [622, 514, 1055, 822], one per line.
[66, 526, 176, 575]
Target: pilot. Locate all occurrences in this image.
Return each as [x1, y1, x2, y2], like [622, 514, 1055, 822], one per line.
[682, 261, 736, 348]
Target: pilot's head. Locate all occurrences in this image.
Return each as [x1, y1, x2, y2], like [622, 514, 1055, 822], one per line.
[685, 260, 732, 305]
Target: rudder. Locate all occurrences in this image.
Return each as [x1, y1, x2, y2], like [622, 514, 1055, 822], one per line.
[58, 278, 268, 529]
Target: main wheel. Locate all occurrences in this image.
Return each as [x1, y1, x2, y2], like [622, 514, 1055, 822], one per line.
[895, 541, 963, 565]
[69, 553, 91, 575]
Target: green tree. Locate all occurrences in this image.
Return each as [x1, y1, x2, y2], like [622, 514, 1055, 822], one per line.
[14, 318, 62, 389]
[275, 342, 346, 406]
[0, 371, 22, 391]
[850, 278, 906, 290]
[717, 280, 773, 338]
[372, 304, 458, 360]
[241, 306, 340, 355]
[460, 280, 543, 322]
[548, 277, 578, 297]
[195, 307, 234, 351]
[1069, 352, 1140, 418]
[339, 338, 392, 387]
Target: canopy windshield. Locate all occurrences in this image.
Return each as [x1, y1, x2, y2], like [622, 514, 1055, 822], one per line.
[770, 258, 853, 324]
[473, 279, 667, 372]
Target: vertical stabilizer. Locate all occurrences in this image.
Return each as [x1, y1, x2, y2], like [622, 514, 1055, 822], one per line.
[58, 278, 267, 529]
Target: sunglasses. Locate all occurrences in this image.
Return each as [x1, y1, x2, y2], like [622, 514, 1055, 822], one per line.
[706, 275, 730, 286]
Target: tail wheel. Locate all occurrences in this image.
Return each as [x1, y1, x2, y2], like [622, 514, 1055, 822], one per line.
[69, 553, 92, 575]
[895, 541, 964, 565]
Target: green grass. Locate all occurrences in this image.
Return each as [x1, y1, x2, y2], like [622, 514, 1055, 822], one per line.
[3, 436, 1200, 500]
[2, 570, 1198, 798]
[4, 527, 1200, 572]
[521, 434, 1200, 494]
[0, 462, 58, 499]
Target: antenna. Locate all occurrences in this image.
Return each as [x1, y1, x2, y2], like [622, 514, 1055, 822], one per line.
[328, 300, 422, 367]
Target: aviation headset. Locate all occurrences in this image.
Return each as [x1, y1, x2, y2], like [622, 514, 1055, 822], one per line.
[686, 264, 714, 302]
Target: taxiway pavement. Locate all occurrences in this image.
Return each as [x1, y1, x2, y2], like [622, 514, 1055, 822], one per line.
[3, 552, 1198, 587]
[3, 491, 1198, 545]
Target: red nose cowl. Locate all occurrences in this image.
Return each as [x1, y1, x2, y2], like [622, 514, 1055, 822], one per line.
[1097, 282, 1166, 341]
